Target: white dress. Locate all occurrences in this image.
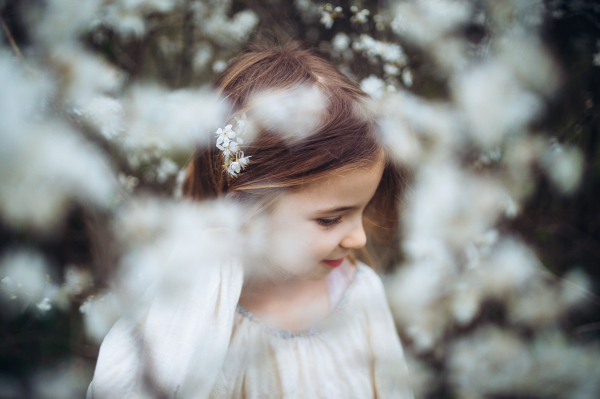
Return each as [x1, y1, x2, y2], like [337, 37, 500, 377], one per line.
[87, 260, 412, 399]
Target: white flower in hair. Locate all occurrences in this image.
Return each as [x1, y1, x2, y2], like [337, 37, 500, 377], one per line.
[229, 161, 241, 176]
[215, 124, 236, 149]
[239, 152, 250, 166]
[227, 152, 251, 177]
[215, 114, 251, 177]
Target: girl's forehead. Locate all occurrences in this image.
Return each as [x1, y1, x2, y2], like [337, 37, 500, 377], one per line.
[275, 159, 385, 211]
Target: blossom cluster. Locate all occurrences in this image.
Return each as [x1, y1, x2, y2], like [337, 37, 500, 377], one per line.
[215, 114, 251, 177]
[319, 3, 343, 29]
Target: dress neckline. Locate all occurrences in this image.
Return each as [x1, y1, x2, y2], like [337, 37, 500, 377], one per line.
[236, 265, 363, 339]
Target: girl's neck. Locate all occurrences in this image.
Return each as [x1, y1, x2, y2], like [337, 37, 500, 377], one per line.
[242, 274, 324, 300]
[238, 274, 331, 331]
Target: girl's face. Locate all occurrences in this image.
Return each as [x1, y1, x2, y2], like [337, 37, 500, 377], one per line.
[261, 157, 386, 280]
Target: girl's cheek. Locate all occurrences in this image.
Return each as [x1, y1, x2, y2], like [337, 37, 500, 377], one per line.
[264, 224, 314, 273]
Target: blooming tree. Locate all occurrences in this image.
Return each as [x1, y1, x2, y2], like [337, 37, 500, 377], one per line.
[0, 0, 599, 397]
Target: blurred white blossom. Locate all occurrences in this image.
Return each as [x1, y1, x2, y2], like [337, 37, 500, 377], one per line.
[542, 141, 585, 194]
[113, 199, 244, 311]
[200, 10, 258, 47]
[332, 33, 350, 52]
[31, 0, 103, 44]
[0, 122, 114, 231]
[0, 52, 114, 231]
[360, 75, 386, 99]
[388, 246, 455, 351]
[212, 60, 228, 73]
[76, 86, 227, 171]
[350, 7, 370, 24]
[0, 249, 52, 309]
[193, 42, 214, 73]
[449, 328, 600, 399]
[36, 297, 52, 312]
[250, 85, 327, 142]
[80, 293, 122, 343]
[49, 44, 124, 105]
[63, 265, 94, 296]
[378, 116, 422, 166]
[478, 237, 540, 297]
[452, 61, 543, 149]
[31, 359, 94, 399]
[393, 0, 471, 41]
[74, 95, 124, 140]
[319, 4, 342, 29]
[404, 165, 505, 248]
[401, 67, 413, 87]
[95, 0, 181, 39]
[353, 34, 408, 66]
[117, 173, 139, 193]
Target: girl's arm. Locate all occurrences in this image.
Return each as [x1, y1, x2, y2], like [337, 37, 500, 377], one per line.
[87, 257, 244, 399]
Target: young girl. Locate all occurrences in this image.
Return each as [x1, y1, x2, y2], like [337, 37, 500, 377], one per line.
[88, 43, 413, 399]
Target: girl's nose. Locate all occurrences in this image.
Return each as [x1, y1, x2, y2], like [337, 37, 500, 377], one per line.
[340, 219, 367, 249]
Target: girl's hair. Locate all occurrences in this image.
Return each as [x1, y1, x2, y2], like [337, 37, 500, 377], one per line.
[183, 42, 404, 268]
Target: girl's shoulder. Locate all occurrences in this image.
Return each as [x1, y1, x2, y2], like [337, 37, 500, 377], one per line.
[348, 261, 394, 313]
[353, 261, 387, 292]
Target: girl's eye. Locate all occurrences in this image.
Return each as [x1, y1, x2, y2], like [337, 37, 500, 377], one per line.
[316, 216, 342, 228]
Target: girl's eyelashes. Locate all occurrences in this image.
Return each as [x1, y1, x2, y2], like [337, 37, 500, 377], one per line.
[315, 216, 342, 228]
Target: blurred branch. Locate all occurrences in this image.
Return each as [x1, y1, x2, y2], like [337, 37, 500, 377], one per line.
[0, 13, 24, 61]
[179, 0, 194, 87]
[112, 41, 139, 75]
[575, 322, 600, 335]
[64, 113, 135, 208]
[245, 0, 292, 42]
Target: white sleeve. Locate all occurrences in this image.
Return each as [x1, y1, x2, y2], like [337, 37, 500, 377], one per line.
[362, 267, 414, 399]
[87, 259, 244, 399]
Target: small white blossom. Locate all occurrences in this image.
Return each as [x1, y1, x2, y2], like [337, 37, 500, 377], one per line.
[36, 297, 52, 312]
[215, 125, 237, 150]
[228, 161, 241, 176]
[118, 173, 139, 193]
[402, 67, 413, 87]
[332, 33, 350, 52]
[351, 8, 370, 24]
[0, 250, 50, 305]
[213, 60, 228, 73]
[320, 11, 334, 29]
[384, 63, 400, 76]
[542, 142, 584, 194]
[79, 297, 92, 314]
[63, 265, 93, 296]
[353, 34, 408, 66]
[199, 9, 258, 47]
[250, 85, 326, 142]
[361, 75, 386, 99]
[156, 158, 179, 183]
[319, 4, 341, 29]
[193, 42, 214, 72]
[81, 293, 121, 343]
[239, 153, 251, 166]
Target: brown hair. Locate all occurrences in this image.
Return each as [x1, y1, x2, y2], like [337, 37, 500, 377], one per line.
[183, 42, 404, 268]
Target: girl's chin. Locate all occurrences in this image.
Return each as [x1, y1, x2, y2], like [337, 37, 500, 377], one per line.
[261, 260, 333, 281]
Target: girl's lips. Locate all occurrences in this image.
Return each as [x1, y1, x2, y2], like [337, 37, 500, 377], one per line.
[323, 258, 344, 267]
